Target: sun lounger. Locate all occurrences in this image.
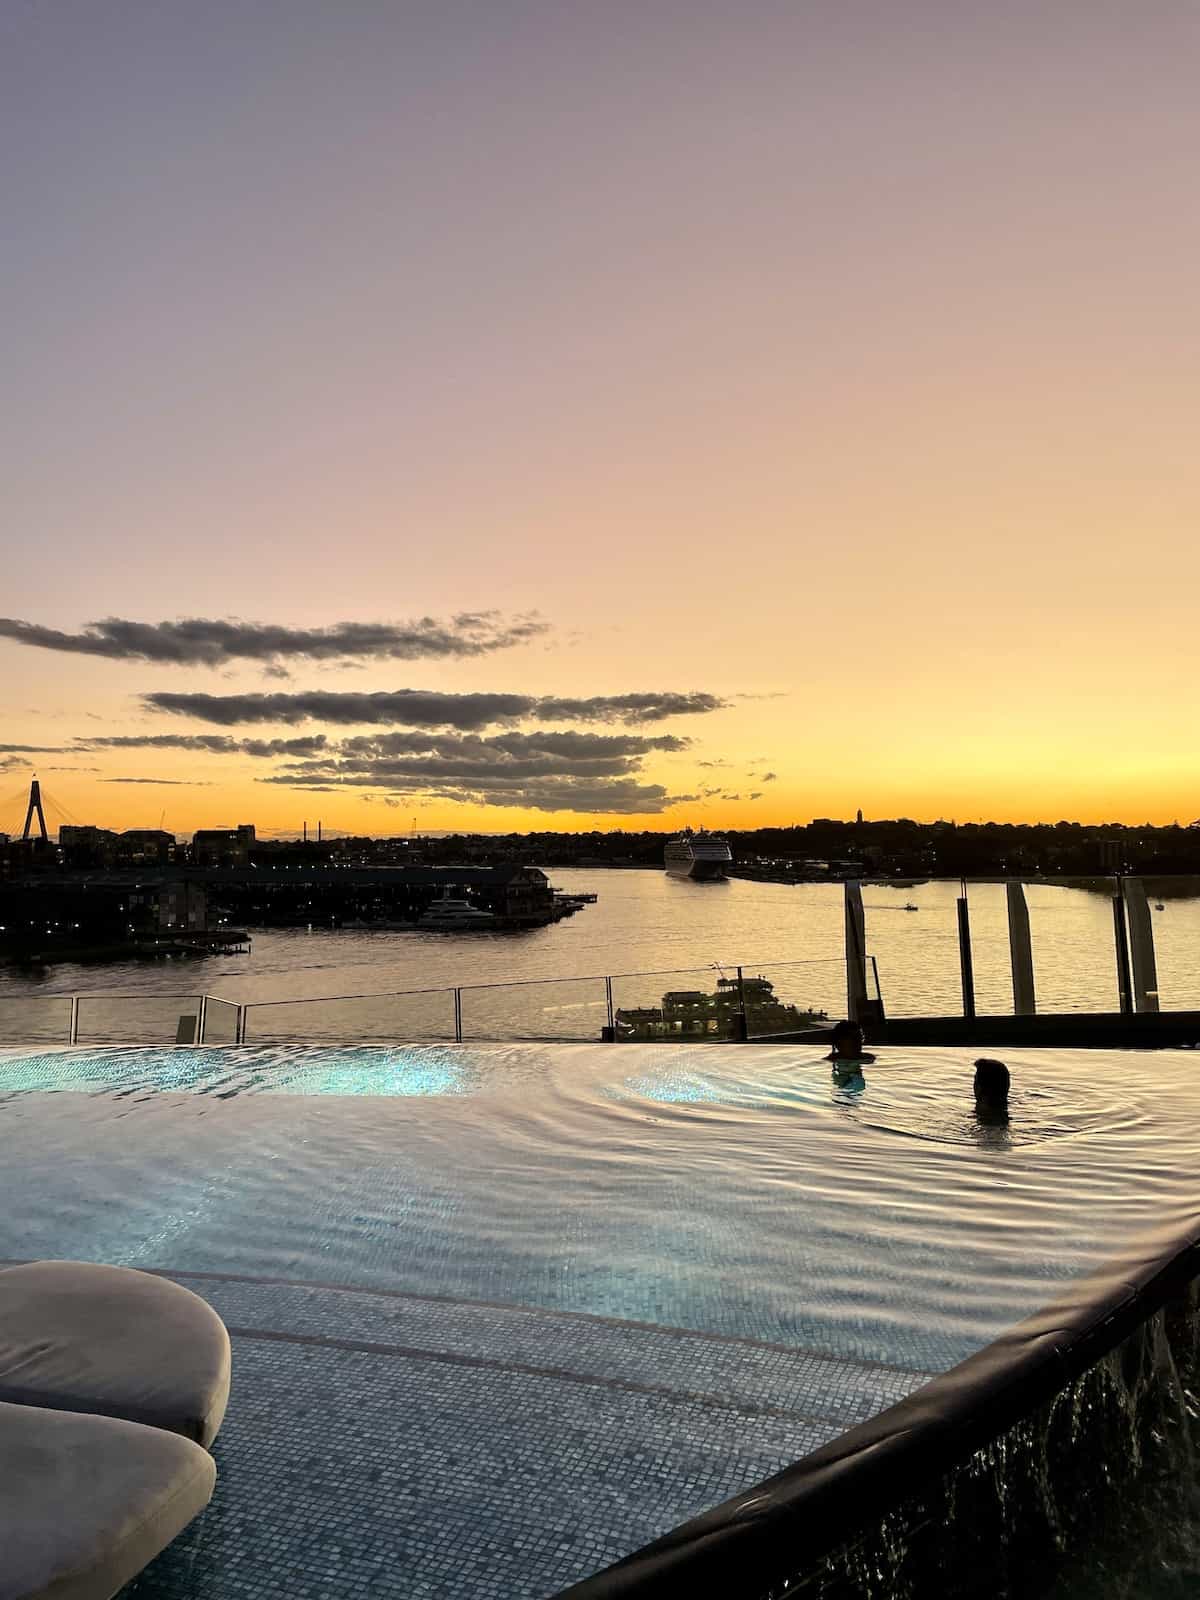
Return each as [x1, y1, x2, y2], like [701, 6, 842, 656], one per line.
[0, 1399, 214, 1600]
[0, 1261, 230, 1447]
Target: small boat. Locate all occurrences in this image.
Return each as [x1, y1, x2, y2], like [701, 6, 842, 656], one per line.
[1155, 902, 1165, 911]
[903, 903, 919, 912]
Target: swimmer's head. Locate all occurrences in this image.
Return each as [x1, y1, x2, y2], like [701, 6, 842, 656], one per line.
[974, 1057, 1011, 1106]
[830, 1020, 865, 1059]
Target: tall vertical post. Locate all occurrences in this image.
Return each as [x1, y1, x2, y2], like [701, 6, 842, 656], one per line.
[735, 965, 749, 1040]
[1006, 881, 1036, 1015]
[453, 987, 463, 1043]
[844, 880, 868, 1022]
[604, 976, 614, 1035]
[1122, 878, 1159, 1013]
[1112, 879, 1133, 1016]
[956, 881, 976, 1021]
[68, 995, 79, 1045]
[22, 777, 48, 843]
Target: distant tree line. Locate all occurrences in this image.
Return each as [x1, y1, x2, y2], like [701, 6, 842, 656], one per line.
[247, 819, 1200, 879]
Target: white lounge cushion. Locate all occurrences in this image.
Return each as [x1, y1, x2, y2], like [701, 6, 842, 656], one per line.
[0, 1262, 230, 1446]
[0, 1399, 214, 1600]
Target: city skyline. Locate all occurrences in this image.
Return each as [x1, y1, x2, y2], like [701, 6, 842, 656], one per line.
[5, 4, 1199, 831]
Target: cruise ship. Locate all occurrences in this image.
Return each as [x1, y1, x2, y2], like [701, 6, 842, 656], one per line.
[664, 829, 733, 881]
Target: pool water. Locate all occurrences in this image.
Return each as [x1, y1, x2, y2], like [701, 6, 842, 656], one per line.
[1, 1043, 1197, 1597]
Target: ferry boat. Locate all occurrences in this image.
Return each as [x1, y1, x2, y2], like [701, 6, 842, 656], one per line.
[664, 829, 733, 881]
[614, 974, 827, 1040]
[416, 892, 498, 931]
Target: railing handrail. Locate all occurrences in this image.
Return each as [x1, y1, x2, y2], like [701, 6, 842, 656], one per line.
[245, 984, 456, 1008]
[0, 991, 205, 1003]
[234, 956, 850, 1008]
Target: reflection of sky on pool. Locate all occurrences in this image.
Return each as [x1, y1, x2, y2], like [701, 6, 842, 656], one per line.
[0, 1045, 475, 1098]
[1, 1042, 1199, 1374]
[615, 1056, 837, 1111]
[612, 1050, 1137, 1147]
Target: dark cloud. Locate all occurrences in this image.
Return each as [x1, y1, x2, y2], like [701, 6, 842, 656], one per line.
[143, 689, 723, 729]
[239, 728, 690, 811]
[0, 612, 549, 665]
[336, 729, 686, 765]
[759, 771, 778, 782]
[257, 771, 689, 814]
[81, 734, 329, 758]
[246, 726, 696, 814]
[60, 723, 694, 816]
[101, 777, 213, 785]
[532, 693, 723, 725]
[0, 744, 71, 753]
[750, 791, 763, 800]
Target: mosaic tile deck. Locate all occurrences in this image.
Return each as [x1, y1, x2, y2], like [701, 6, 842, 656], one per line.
[120, 1271, 934, 1599]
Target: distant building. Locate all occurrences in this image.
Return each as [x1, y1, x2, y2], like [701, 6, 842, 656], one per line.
[119, 829, 177, 866]
[0, 874, 206, 951]
[192, 824, 256, 867]
[59, 825, 119, 869]
[158, 879, 207, 932]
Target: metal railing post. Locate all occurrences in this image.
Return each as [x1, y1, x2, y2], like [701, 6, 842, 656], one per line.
[453, 988, 463, 1043]
[870, 956, 886, 1021]
[956, 881, 976, 1021]
[197, 995, 207, 1045]
[604, 976, 614, 1035]
[69, 995, 79, 1045]
[736, 965, 748, 1040]
[236, 1004, 247, 1045]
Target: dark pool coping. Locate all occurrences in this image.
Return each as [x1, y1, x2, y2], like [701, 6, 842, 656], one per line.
[556, 1210, 1200, 1597]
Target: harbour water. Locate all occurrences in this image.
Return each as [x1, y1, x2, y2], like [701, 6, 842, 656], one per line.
[2, 871, 1200, 1022]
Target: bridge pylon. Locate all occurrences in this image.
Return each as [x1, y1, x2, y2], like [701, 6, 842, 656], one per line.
[22, 777, 48, 843]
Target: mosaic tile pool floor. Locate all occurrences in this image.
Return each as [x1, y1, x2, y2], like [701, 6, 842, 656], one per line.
[3, 1042, 1198, 1595]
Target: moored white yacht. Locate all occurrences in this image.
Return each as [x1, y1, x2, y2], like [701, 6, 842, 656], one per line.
[417, 891, 498, 930]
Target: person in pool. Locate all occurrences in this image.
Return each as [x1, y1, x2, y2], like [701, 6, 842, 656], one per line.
[827, 1020, 876, 1066]
[974, 1057, 1011, 1124]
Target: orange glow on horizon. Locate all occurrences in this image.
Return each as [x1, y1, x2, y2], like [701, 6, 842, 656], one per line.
[4, 6, 1197, 830]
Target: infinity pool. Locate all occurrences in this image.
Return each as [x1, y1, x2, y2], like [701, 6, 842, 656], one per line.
[1, 1043, 1197, 1597]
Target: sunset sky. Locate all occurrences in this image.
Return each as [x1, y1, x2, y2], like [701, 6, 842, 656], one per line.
[4, 3, 1199, 835]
